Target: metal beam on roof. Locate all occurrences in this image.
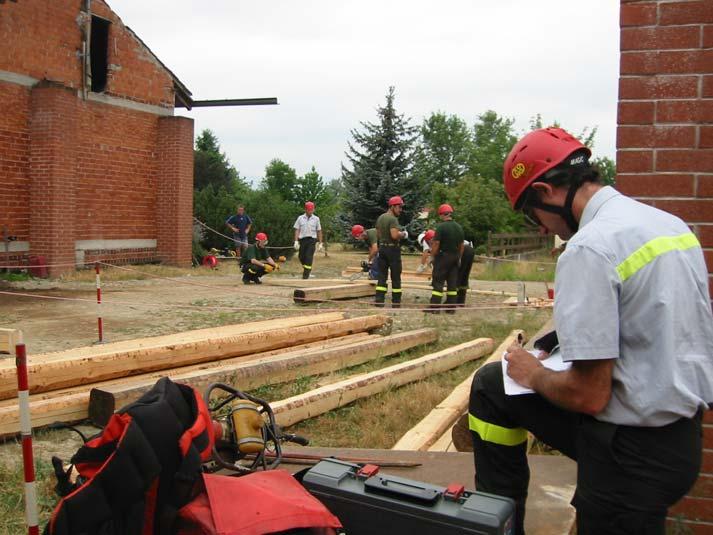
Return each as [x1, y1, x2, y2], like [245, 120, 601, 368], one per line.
[182, 97, 278, 109]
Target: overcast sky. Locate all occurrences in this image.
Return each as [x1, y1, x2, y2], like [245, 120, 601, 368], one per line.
[109, 0, 620, 184]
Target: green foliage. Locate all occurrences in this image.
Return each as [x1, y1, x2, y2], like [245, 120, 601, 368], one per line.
[432, 175, 524, 252]
[262, 159, 298, 203]
[193, 184, 244, 250]
[593, 155, 616, 186]
[341, 86, 425, 229]
[247, 189, 303, 254]
[193, 129, 245, 191]
[414, 112, 473, 187]
[469, 110, 518, 182]
[0, 271, 30, 282]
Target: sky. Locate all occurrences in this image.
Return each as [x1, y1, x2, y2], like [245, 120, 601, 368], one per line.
[108, 0, 621, 185]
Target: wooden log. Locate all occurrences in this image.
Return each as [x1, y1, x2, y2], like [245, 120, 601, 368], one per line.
[294, 283, 374, 303]
[392, 329, 526, 451]
[0, 313, 386, 400]
[0, 328, 20, 355]
[0, 326, 432, 435]
[342, 266, 431, 279]
[427, 425, 456, 452]
[271, 337, 494, 428]
[0, 332, 372, 435]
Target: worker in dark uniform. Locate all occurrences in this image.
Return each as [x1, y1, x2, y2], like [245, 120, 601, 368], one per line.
[374, 196, 408, 308]
[351, 224, 380, 279]
[469, 127, 713, 534]
[426, 204, 464, 314]
[456, 240, 475, 307]
[240, 232, 277, 284]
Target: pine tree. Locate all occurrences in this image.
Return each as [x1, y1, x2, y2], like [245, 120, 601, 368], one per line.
[341, 87, 423, 228]
[193, 129, 245, 191]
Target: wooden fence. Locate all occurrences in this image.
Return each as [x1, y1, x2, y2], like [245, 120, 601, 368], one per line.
[486, 232, 553, 258]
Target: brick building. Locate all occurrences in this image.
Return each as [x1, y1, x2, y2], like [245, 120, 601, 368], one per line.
[618, 1, 713, 532]
[0, 0, 194, 276]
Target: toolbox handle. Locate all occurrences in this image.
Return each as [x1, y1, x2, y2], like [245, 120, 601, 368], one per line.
[364, 474, 440, 504]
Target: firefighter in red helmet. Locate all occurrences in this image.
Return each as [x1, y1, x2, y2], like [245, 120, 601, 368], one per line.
[426, 204, 464, 313]
[240, 232, 277, 284]
[374, 196, 408, 308]
[293, 201, 323, 279]
[468, 127, 713, 534]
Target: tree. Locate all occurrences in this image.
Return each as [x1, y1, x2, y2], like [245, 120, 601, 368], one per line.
[593, 156, 616, 186]
[413, 112, 473, 187]
[469, 110, 518, 182]
[341, 86, 423, 228]
[296, 166, 329, 206]
[262, 159, 298, 202]
[193, 129, 244, 191]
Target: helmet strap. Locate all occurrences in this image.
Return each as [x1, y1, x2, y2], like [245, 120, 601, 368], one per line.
[527, 182, 582, 233]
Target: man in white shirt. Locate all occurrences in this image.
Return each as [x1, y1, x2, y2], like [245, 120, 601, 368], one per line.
[293, 201, 323, 279]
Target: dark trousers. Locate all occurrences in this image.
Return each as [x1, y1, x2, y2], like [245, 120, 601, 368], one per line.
[375, 246, 402, 307]
[456, 245, 475, 305]
[299, 237, 316, 279]
[241, 263, 265, 282]
[468, 362, 702, 535]
[429, 251, 459, 313]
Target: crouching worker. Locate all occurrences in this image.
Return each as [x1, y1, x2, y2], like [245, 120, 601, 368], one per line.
[240, 232, 277, 284]
[351, 224, 380, 279]
[468, 127, 713, 535]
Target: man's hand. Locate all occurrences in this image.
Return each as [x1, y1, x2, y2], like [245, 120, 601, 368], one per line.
[400, 230, 409, 240]
[293, 241, 300, 251]
[504, 345, 544, 389]
[264, 264, 274, 273]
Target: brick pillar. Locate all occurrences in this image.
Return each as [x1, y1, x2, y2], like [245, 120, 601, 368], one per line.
[156, 115, 194, 267]
[29, 81, 78, 278]
[618, 2, 713, 532]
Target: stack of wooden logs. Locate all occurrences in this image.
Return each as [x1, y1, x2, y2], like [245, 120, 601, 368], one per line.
[0, 312, 496, 436]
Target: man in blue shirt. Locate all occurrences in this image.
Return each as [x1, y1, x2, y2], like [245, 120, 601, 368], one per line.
[225, 205, 252, 257]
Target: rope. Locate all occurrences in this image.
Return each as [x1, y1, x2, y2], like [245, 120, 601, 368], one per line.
[194, 217, 298, 250]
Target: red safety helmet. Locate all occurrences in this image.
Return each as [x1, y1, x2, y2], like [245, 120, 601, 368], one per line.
[438, 203, 453, 216]
[255, 232, 268, 242]
[388, 196, 404, 207]
[503, 127, 590, 209]
[423, 229, 436, 243]
[351, 224, 365, 238]
[305, 201, 315, 211]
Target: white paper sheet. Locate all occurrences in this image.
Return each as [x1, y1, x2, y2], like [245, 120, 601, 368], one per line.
[502, 349, 572, 395]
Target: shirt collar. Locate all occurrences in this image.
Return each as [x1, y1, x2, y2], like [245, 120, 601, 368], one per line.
[579, 186, 620, 229]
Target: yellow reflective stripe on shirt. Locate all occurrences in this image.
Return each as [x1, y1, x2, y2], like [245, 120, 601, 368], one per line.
[375, 286, 388, 292]
[468, 414, 527, 446]
[616, 232, 700, 282]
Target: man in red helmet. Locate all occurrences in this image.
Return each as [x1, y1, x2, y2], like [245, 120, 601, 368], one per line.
[374, 196, 408, 307]
[293, 201, 323, 279]
[426, 204, 464, 313]
[240, 232, 277, 284]
[351, 224, 379, 279]
[416, 229, 435, 273]
[468, 127, 713, 534]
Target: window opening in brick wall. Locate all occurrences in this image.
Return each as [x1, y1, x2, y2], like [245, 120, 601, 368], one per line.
[90, 16, 110, 93]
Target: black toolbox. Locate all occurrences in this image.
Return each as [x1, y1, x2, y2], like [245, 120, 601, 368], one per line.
[302, 458, 515, 535]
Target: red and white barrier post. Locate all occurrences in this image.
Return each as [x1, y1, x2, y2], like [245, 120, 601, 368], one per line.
[16, 338, 40, 535]
[95, 262, 103, 343]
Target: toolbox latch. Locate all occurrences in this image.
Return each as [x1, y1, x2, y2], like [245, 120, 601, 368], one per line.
[356, 464, 380, 479]
[443, 483, 465, 501]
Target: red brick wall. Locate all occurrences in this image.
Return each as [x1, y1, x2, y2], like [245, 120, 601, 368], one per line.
[0, 0, 193, 272]
[618, 1, 713, 532]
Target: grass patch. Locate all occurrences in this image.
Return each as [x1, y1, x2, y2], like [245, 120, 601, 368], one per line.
[472, 256, 555, 282]
[0, 272, 31, 282]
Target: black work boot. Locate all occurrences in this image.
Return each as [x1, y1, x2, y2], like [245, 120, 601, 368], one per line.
[425, 293, 442, 314]
[391, 291, 402, 309]
[242, 275, 251, 284]
[445, 294, 458, 314]
[456, 288, 468, 307]
[302, 268, 311, 279]
[374, 289, 387, 308]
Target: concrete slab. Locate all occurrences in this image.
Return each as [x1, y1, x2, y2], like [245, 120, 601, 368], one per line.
[282, 447, 576, 535]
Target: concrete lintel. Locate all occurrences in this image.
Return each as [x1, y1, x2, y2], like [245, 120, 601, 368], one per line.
[0, 70, 38, 87]
[85, 92, 174, 116]
[75, 239, 157, 251]
[0, 241, 30, 253]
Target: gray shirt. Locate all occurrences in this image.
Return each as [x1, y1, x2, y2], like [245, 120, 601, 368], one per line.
[294, 214, 321, 239]
[554, 186, 713, 426]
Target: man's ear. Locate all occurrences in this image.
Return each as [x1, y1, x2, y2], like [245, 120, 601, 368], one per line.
[530, 181, 556, 201]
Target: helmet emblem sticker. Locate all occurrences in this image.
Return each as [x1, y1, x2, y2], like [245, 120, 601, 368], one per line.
[511, 163, 526, 179]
